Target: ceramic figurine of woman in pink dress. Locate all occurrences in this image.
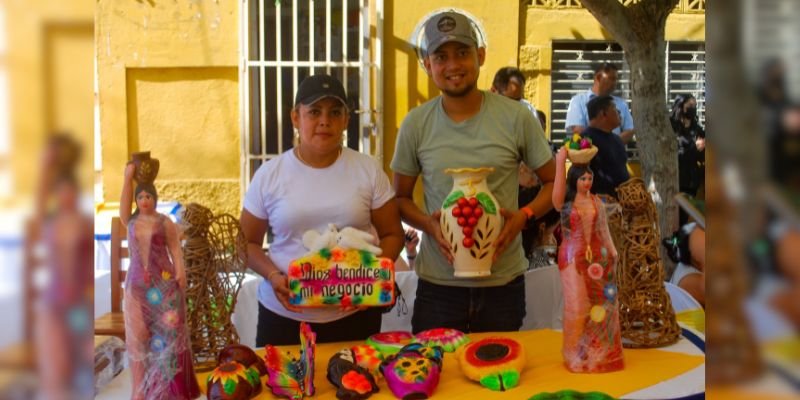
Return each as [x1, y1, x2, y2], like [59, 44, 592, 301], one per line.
[552, 147, 624, 373]
[120, 160, 200, 399]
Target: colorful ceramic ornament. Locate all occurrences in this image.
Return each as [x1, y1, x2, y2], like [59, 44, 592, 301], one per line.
[380, 343, 444, 399]
[326, 348, 380, 400]
[413, 328, 469, 353]
[440, 167, 503, 277]
[288, 226, 395, 307]
[218, 344, 268, 376]
[207, 361, 262, 400]
[264, 322, 317, 399]
[366, 331, 414, 357]
[457, 337, 525, 391]
[529, 390, 617, 400]
[350, 344, 384, 379]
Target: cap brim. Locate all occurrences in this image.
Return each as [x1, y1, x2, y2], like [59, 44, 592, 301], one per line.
[299, 94, 348, 107]
[426, 36, 477, 55]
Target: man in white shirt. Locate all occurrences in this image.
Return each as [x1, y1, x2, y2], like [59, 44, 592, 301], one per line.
[565, 63, 635, 144]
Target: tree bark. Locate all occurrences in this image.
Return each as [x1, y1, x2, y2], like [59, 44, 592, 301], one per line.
[580, 0, 680, 250]
[625, 42, 679, 246]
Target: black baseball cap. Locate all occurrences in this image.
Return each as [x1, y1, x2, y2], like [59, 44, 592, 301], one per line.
[294, 74, 348, 107]
[423, 11, 479, 56]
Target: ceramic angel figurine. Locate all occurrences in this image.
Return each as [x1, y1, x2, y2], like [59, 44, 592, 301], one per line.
[551, 146, 624, 373]
[120, 153, 200, 399]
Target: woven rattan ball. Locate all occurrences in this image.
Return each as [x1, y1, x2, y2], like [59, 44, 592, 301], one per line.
[616, 178, 649, 213]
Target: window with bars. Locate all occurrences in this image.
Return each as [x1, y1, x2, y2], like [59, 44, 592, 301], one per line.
[528, 0, 705, 13]
[549, 41, 705, 159]
[240, 0, 382, 190]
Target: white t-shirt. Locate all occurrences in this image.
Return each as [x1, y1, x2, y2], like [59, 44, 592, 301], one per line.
[243, 147, 395, 323]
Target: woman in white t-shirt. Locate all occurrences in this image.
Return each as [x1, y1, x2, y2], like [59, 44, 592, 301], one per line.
[240, 75, 404, 345]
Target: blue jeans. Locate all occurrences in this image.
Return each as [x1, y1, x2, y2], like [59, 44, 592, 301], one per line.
[411, 275, 526, 333]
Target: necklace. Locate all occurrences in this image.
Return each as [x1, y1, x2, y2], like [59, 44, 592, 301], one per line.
[294, 146, 343, 168]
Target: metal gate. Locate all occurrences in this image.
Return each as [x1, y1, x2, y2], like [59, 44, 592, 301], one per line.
[239, 0, 383, 189]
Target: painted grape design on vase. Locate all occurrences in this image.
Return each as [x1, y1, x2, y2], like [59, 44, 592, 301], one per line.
[440, 167, 503, 277]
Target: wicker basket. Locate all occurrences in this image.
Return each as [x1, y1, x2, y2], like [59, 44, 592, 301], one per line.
[567, 145, 598, 164]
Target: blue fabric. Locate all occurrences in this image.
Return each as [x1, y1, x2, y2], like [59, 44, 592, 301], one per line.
[564, 90, 633, 136]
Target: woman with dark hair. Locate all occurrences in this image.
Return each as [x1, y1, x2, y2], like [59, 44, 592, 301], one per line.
[240, 74, 404, 346]
[120, 161, 200, 400]
[670, 94, 705, 201]
[552, 147, 623, 373]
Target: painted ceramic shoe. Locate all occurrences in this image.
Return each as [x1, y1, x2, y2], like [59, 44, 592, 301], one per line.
[366, 331, 414, 357]
[529, 390, 617, 400]
[218, 344, 268, 376]
[457, 337, 526, 391]
[380, 343, 444, 399]
[207, 361, 261, 400]
[413, 328, 469, 352]
[326, 348, 380, 400]
[351, 344, 384, 379]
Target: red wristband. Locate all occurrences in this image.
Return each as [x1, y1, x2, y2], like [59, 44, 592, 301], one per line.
[520, 206, 535, 220]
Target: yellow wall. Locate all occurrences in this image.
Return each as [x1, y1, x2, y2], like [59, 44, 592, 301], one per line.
[96, 0, 241, 216]
[4, 0, 94, 203]
[93, 1, 703, 213]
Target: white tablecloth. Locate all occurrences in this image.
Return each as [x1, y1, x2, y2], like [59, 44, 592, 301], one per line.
[232, 266, 565, 348]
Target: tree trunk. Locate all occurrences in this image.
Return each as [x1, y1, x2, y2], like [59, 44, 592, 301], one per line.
[626, 42, 679, 247]
[579, 0, 680, 263]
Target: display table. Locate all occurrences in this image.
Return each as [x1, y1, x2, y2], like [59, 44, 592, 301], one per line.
[96, 328, 705, 399]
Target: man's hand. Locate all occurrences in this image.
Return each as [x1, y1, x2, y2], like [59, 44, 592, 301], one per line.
[620, 130, 635, 144]
[426, 210, 453, 264]
[492, 208, 528, 261]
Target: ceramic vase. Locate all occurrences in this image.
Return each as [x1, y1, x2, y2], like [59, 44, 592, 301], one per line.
[131, 151, 160, 184]
[440, 167, 502, 277]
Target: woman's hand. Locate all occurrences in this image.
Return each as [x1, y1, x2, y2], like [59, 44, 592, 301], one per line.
[269, 273, 303, 313]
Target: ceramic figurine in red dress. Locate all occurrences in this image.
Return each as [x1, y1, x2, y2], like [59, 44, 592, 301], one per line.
[552, 146, 624, 373]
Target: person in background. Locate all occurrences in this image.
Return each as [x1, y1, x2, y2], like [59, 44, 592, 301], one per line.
[663, 223, 705, 306]
[536, 109, 547, 134]
[582, 95, 630, 198]
[565, 63, 635, 144]
[670, 94, 705, 199]
[395, 227, 420, 271]
[491, 67, 554, 261]
[490, 66, 540, 125]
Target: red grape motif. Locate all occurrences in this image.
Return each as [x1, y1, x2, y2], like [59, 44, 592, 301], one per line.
[452, 196, 483, 248]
